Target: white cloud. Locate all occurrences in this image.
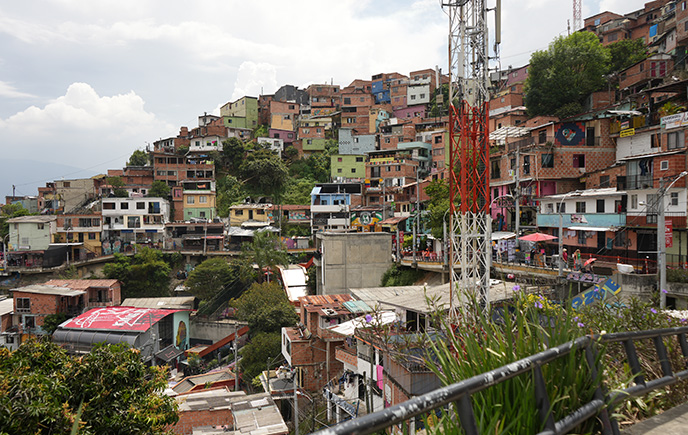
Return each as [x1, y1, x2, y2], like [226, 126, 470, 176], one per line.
[0, 81, 36, 99]
[231, 62, 279, 101]
[0, 83, 175, 167]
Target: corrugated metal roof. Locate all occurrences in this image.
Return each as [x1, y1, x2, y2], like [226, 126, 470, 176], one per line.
[45, 279, 119, 289]
[121, 297, 194, 310]
[0, 298, 14, 317]
[11, 284, 85, 297]
[342, 300, 372, 314]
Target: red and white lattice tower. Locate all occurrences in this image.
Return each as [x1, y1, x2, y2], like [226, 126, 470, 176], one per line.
[446, 0, 491, 313]
[573, 0, 582, 32]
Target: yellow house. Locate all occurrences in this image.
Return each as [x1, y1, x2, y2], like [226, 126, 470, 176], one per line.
[229, 203, 272, 227]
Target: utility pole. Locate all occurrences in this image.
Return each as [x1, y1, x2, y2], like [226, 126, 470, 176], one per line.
[658, 178, 666, 309]
[234, 322, 238, 391]
[515, 144, 521, 244]
[294, 367, 299, 435]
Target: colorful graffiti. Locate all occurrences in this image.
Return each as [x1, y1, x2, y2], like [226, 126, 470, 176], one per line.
[555, 123, 584, 146]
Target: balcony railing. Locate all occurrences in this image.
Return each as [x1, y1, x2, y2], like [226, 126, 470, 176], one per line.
[313, 326, 688, 435]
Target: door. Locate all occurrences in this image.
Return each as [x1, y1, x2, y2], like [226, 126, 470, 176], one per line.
[597, 232, 606, 250]
[586, 127, 595, 146]
[248, 210, 254, 220]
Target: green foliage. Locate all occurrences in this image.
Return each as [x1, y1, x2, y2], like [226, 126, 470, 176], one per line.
[59, 264, 79, 279]
[216, 175, 247, 217]
[176, 145, 189, 155]
[289, 154, 331, 183]
[147, 180, 171, 198]
[1, 203, 33, 239]
[428, 84, 452, 117]
[239, 149, 289, 198]
[41, 313, 71, 335]
[106, 176, 129, 198]
[186, 257, 239, 301]
[102, 247, 171, 299]
[525, 32, 610, 118]
[606, 38, 648, 75]
[127, 149, 149, 166]
[381, 264, 424, 287]
[222, 137, 247, 172]
[240, 231, 290, 283]
[282, 177, 316, 205]
[0, 339, 178, 434]
[253, 124, 268, 138]
[667, 268, 688, 283]
[239, 332, 282, 383]
[233, 281, 298, 334]
[424, 179, 450, 240]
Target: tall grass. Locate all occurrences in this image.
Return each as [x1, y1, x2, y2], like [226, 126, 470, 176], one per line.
[422, 290, 688, 434]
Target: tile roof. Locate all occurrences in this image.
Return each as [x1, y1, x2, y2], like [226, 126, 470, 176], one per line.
[45, 279, 119, 289]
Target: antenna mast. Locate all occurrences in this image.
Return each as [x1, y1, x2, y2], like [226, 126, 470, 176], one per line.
[445, 0, 495, 312]
[573, 0, 582, 32]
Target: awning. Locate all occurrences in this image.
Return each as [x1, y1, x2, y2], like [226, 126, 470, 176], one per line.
[491, 231, 516, 241]
[568, 226, 617, 232]
[379, 216, 408, 225]
[204, 235, 224, 239]
[155, 345, 185, 362]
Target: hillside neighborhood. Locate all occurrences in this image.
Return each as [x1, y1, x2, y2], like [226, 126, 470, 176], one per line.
[5, 0, 688, 433]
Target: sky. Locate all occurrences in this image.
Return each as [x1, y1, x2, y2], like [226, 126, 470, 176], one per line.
[0, 0, 652, 200]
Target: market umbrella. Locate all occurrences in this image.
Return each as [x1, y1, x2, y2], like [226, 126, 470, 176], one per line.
[519, 232, 557, 242]
[584, 258, 597, 267]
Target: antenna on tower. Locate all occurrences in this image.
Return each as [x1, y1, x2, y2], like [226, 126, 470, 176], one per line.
[573, 0, 582, 32]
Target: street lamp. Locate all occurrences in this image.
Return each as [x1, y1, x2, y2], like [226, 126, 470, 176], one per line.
[658, 171, 688, 309]
[558, 190, 583, 277]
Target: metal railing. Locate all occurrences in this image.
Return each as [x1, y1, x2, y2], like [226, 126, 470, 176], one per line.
[312, 326, 688, 435]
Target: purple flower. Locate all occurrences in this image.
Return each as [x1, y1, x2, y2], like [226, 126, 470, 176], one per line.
[365, 314, 373, 323]
[577, 322, 585, 328]
[512, 285, 521, 292]
[573, 316, 580, 322]
[681, 318, 687, 323]
[662, 288, 668, 294]
[650, 308, 657, 314]
[535, 302, 543, 309]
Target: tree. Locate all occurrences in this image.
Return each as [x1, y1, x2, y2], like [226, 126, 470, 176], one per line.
[606, 38, 648, 75]
[239, 149, 289, 198]
[424, 179, 450, 240]
[106, 176, 129, 198]
[524, 32, 610, 118]
[239, 331, 282, 384]
[282, 177, 316, 205]
[102, 247, 171, 299]
[240, 231, 290, 283]
[233, 281, 298, 334]
[216, 175, 247, 217]
[41, 313, 71, 335]
[0, 338, 178, 434]
[127, 149, 149, 166]
[222, 137, 246, 172]
[186, 257, 239, 301]
[147, 180, 171, 198]
[1, 203, 33, 240]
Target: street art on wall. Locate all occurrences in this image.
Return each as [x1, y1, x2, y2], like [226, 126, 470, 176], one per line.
[555, 123, 584, 146]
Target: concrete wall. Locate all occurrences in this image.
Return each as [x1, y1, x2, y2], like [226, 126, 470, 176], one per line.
[613, 272, 656, 303]
[190, 319, 246, 345]
[316, 232, 393, 295]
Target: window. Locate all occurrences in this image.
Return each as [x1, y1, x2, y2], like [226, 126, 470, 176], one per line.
[351, 168, 356, 173]
[597, 199, 605, 213]
[127, 216, 141, 228]
[577, 231, 587, 245]
[120, 202, 129, 210]
[671, 192, 679, 206]
[420, 93, 426, 99]
[37, 223, 44, 230]
[546, 203, 554, 213]
[661, 160, 669, 170]
[199, 196, 208, 204]
[600, 175, 610, 188]
[103, 202, 115, 210]
[337, 168, 342, 173]
[356, 157, 363, 162]
[410, 95, 416, 100]
[576, 201, 586, 213]
[523, 155, 530, 175]
[541, 154, 554, 168]
[187, 197, 195, 204]
[338, 157, 343, 162]
[344, 97, 351, 104]
[510, 158, 516, 169]
[88, 233, 96, 240]
[17, 298, 30, 313]
[136, 202, 145, 209]
[608, 32, 618, 42]
[667, 131, 684, 150]
[631, 194, 638, 209]
[594, 18, 600, 25]
[614, 231, 627, 247]
[573, 154, 585, 168]
[435, 136, 442, 144]
[651, 133, 660, 148]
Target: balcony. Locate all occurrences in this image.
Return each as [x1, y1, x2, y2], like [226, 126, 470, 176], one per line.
[537, 213, 626, 229]
[610, 116, 647, 134]
[311, 204, 349, 213]
[624, 174, 655, 190]
[625, 212, 687, 228]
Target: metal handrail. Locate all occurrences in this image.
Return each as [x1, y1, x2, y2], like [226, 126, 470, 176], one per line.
[312, 326, 688, 435]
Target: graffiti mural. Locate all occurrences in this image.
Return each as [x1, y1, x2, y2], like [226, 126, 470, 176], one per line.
[555, 123, 584, 146]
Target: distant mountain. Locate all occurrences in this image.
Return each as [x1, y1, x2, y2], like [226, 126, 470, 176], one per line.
[0, 159, 103, 202]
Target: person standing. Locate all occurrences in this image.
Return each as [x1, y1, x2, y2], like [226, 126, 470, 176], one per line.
[573, 249, 582, 271]
[562, 248, 568, 269]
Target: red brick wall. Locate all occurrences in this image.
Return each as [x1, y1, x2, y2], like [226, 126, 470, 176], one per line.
[171, 408, 234, 435]
[13, 292, 60, 328]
